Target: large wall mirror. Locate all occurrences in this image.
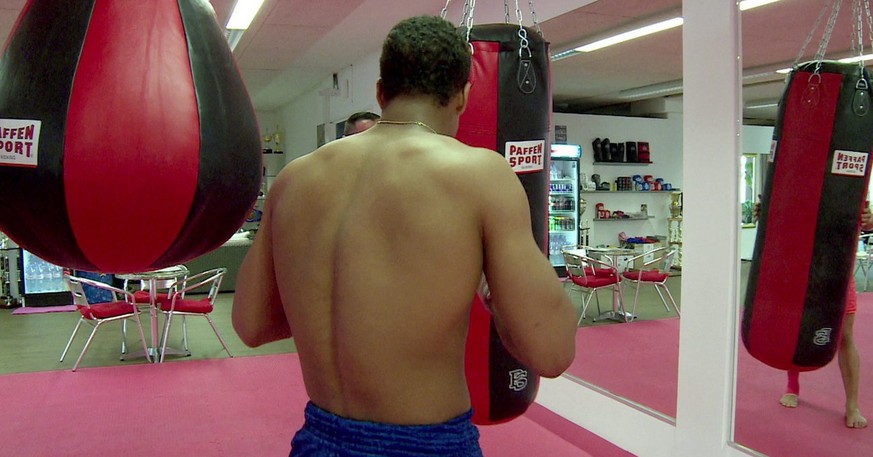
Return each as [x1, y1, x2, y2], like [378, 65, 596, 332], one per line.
[544, 0, 684, 422]
[733, 1, 873, 456]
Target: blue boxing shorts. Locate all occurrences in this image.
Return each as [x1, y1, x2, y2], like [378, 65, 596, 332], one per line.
[289, 402, 483, 457]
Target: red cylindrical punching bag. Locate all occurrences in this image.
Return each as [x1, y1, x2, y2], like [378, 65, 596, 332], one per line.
[0, 0, 262, 273]
[743, 61, 873, 371]
[457, 24, 550, 425]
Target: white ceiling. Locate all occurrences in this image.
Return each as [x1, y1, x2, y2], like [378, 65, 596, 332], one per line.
[0, 0, 869, 124]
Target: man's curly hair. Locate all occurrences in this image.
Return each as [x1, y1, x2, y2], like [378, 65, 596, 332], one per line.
[379, 16, 471, 107]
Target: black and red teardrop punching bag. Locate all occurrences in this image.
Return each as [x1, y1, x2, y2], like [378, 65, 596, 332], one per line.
[456, 24, 550, 425]
[743, 61, 873, 371]
[0, 0, 262, 273]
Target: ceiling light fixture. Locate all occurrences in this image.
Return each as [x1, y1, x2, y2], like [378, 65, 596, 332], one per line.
[574, 17, 684, 53]
[226, 0, 265, 30]
[739, 0, 781, 11]
[556, 0, 779, 58]
[224, 0, 265, 51]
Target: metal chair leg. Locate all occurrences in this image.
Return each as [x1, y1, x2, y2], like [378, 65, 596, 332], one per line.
[205, 315, 233, 358]
[159, 312, 175, 363]
[60, 318, 84, 362]
[660, 284, 681, 316]
[182, 316, 189, 352]
[72, 322, 101, 372]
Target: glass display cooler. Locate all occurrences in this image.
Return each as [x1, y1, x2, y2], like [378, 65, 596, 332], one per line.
[548, 144, 581, 273]
[21, 250, 70, 306]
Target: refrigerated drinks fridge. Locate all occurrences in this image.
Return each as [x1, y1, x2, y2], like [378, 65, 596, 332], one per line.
[21, 250, 70, 306]
[548, 144, 581, 274]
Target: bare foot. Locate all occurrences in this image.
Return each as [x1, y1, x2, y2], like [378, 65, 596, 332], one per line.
[846, 408, 868, 428]
[780, 393, 798, 408]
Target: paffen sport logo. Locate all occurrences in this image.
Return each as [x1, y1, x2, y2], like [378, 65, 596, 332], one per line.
[508, 369, 529, 391]
[813, 327, 833, 346]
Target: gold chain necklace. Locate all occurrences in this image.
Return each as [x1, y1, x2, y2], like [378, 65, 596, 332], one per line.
[376, 120, 438, 135]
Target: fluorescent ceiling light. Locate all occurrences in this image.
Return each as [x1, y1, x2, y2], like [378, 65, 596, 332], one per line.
[739, 0, 781, 11]
[226, 0, 265, 30]
[567, 0, 778, 55]
[839, 53, 873, 64]
[575, 17, 684, 53]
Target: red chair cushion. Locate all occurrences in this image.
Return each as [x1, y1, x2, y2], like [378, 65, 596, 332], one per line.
[77, 301, 135, 320]
[622, 269, 669, 282]
[584, 267, 616, 276]
[570, 274, 619, 288]
[133, 290, 170, 303]
[160, 298, 213, 314]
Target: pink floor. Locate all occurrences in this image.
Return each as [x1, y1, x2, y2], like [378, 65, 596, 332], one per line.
[0, 352, 627, 456]
[566, 294, 873, 456]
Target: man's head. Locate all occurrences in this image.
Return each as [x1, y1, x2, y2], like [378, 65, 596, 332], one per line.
[344, 111, 380, 136]
[378, 16, 471, 108]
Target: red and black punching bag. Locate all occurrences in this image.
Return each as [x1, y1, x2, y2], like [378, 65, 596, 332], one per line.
[457, 24, 550, 425]
[0, 0, 262, 273]
[743, 61, 873, 371]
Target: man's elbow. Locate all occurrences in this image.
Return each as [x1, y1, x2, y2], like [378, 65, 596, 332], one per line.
[232, 318, 264, 348]
[537, 347, 576, 378]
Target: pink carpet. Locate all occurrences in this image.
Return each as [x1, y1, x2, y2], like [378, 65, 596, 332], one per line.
[568, 317, 680, 416]
[11, 305, 76, 315]
[566, 294, 873, 456]
[0, 353, 627, 456]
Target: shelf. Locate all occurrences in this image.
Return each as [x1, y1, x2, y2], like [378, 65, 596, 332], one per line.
[592, 162, 653, 166]
[594, 216, 654, 221]
[581, 190, 679, 193]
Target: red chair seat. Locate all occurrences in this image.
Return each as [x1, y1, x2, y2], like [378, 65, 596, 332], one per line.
[622, 269, 669, 282]
[160, 298, 213, 313]
[570, 274, 619, 288]
[77, 301, 135, 320]
[584, 267, 616, 276]
[133, 290, 170, 303]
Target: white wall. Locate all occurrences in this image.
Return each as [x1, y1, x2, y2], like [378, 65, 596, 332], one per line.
[552, 112, 684, 247]
[276, 50, 381, 163]
[740, 125, 775, 260]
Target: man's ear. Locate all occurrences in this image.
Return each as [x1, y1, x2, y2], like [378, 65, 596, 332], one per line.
[376, 79, 386, 109]
[456, 81, 472, 115]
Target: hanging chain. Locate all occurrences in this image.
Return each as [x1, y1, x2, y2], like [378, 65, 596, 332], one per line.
[440, 0, 451, 20]
[528, 0, 542, 36]
[812, 0, 844, 74]
[864, 0, 873, 62]
[515, 0, 531, 58]
[464, 0, 476, 45]
[852, 0, 864, 66]
[504, 0, 511, 23]
[794, 0, 832, 66]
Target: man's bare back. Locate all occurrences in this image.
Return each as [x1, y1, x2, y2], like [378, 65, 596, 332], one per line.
[269, 128, 490, 424]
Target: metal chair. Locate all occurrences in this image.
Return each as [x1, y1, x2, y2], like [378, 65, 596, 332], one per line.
[60, 275, 151, 371]
[561, 245, 626, 325]
[120, 265, 188, 354]
[158, 267, 232, 362]
[620, 246, 680, 320]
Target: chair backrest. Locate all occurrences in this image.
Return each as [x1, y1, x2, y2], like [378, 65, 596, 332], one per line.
[561, 245, 591, 278]
[641, 246, 678, 273]
[561, 245, 617, 280]
[168, 267, 227, 303]
[65, 275, 133, 315]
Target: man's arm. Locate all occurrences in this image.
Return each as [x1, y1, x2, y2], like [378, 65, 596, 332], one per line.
[475, 151, 577, 378]
[232, 192, 291, 347]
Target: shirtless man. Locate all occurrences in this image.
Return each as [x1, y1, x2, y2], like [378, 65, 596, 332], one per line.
[232, 16, 576, 456]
